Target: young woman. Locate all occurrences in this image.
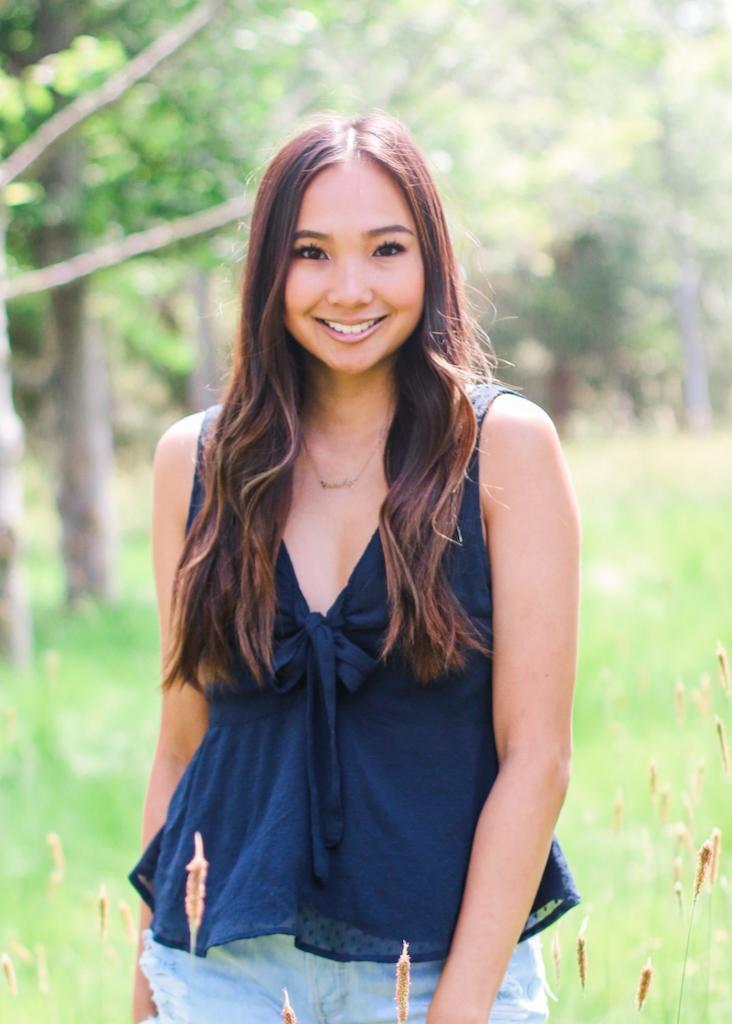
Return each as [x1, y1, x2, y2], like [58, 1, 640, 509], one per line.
[129, 112, 581, 1024]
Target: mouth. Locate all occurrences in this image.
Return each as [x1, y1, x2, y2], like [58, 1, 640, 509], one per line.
[314, 315, 389, 342]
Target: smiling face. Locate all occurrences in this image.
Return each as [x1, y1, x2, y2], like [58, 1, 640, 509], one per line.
[283, 157, 425, 377]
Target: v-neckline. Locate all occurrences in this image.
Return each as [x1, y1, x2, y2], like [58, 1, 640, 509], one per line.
[279, 526, 381, 620]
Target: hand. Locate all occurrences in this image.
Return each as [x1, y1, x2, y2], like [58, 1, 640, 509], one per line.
[426, 982, 487, 1024]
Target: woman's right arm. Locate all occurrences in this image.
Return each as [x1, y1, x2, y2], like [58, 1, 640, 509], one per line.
[132, 412, 210, 1024]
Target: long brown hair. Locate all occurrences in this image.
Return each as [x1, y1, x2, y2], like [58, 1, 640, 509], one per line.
[164, 111, 502, 694]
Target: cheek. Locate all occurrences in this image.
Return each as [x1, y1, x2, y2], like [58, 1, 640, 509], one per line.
[399, 261, 425, 310]
[283, 273, 298, 315]
[283, 266, 313, 315]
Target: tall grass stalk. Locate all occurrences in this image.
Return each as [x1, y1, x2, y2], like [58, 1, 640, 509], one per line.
[636, 956, 653, 1011]
[98, 883, 109, 1024]
[185, 830, 208, 956]
[676, 838, 712, 1024]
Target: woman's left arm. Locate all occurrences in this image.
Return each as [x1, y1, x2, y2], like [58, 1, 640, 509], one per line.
[428, 394, 581, 1024]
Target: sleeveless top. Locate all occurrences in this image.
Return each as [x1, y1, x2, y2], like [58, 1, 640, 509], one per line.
[128, 382, 581, 963]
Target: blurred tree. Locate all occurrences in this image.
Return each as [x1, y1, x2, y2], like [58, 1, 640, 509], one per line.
[0, 0, 230, 661]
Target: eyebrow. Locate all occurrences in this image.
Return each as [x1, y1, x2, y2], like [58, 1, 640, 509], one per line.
[292, 224, 415, 241]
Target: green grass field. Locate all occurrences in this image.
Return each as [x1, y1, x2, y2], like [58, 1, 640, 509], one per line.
[1, 428, 731, 1023]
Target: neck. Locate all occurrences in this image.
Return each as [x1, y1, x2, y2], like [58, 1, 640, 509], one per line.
[300, 363, 397, 448]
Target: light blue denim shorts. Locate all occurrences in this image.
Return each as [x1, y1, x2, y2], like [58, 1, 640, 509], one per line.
[139, 927, 556, 1023]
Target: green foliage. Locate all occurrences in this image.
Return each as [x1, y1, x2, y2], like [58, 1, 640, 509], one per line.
[41, 35, 126, 97]
[2, 0, 732, 418]
[0, 34, 125, 152]
[97, 259, 198, 381]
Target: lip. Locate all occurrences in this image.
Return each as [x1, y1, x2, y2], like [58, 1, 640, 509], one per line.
[315, 315, 388, 342]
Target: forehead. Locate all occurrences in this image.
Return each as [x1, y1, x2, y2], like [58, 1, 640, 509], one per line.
[295, 158, 414, 230]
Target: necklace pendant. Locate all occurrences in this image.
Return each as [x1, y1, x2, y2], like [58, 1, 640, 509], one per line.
[320, 477, 356, 489]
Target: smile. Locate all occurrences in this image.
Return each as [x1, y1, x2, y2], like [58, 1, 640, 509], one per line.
[315, 315, 388, 341]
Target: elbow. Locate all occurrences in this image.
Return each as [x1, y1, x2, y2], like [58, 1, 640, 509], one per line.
[501, 748, 572, 794]
[556, 755, 572, 795]
[537, 756, 572, 797]
[546, 748, 572, 791]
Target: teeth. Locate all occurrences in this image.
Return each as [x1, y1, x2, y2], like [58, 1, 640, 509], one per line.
[322, 317, 381, 335]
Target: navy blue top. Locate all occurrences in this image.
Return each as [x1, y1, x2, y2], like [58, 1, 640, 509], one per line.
[128, 382, 581, 962]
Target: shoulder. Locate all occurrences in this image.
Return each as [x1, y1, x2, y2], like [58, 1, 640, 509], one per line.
[476, 391, 579, 533]
[477, 390, 557, 454]
[154, 409, 207, 475]
[153, 409, 209, 532]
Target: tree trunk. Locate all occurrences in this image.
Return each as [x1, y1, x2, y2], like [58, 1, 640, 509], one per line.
[0, 0, 229, 633]
[673, 224, 712, 432]
[50, 282, 117, 605]
[0, 205, 33, 666]
[546, 352, 575, 435]
[27, 87, 116, 606]
[187, 267, 220, 410]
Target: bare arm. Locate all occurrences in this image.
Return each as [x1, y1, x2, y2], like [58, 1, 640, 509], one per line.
[132, 411, 211, 1024]
[428, 393, 581, 1023]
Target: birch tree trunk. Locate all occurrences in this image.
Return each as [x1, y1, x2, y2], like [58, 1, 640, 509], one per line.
[33, 111, 117, 605]
[0, 0, 227, 661]
[673, 220, 712, 433]
[50, 279, 116, 604]
[0, 204, 33, 666]
[188, 267, 221, 410]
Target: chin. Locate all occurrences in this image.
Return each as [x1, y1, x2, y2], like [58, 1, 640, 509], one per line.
[292, 337, 384, 367]
[316, 352, 386, 376]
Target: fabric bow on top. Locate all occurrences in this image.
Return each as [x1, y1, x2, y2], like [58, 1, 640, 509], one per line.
[269, 585, 381, 884]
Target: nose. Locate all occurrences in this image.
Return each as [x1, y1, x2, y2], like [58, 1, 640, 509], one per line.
[325, 256, 374, 307]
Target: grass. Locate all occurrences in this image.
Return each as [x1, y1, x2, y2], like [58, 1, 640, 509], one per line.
[0, 426, 731, 1022]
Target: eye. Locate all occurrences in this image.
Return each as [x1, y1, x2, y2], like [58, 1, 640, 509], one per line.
[291, 240, 407, 260]
[375, 240, 406, 256]
[292, 244, 326, 260]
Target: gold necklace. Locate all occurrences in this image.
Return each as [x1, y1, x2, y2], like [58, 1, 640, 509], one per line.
[301, 423, 389, 489]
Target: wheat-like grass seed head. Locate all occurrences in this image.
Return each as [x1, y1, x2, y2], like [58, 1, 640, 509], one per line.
[1, 953, 17, 996]
[98, 884, 109, 939]
[551, 929, 561, 987]
[673, 855, 683, 883]
[658, 783, 670, 823]
[648, 758, 658, 798]
[674, 821, 693, 855]
[281, 986, 297, 1023]
[689, 758, 705, 804]
[46, 832, 64, 868]
[395, 939, 411, 1023]
[694, 839, 713, 900]
[710, 827, 722, 885]
[104, 946, 119, 966]
[673, 879, 684, 917]
[675, 679, 686, 724]
[185, 831, 209, 936]
[715, 716, 731, 778]
[576, 916, 589, 990]
[118, 899, 137, 944]
[717, 641, 731, 697]
[46, 832, 64, 889]
[8, 942, 32, 964]
[635, 956, 653, 1010]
